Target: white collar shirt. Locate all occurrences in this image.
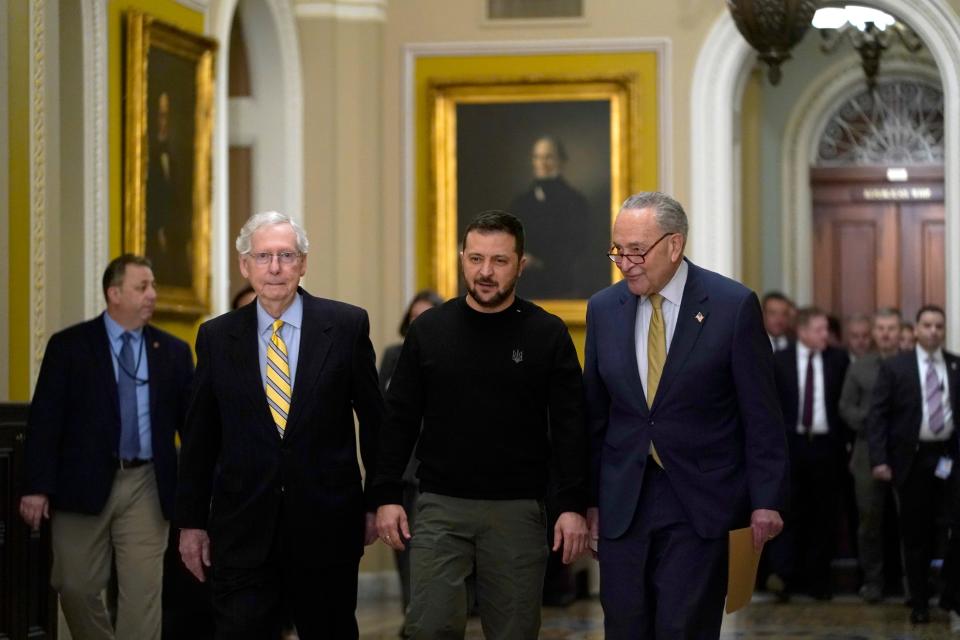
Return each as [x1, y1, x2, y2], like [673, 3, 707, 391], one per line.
[796, 342, 829, 435]
[635, 260, 688, 398]
[916, 345, 953, 441]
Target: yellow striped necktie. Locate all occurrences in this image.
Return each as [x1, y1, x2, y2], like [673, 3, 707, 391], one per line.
[265, 319, 292, 437]
[647, 293, 665, 468]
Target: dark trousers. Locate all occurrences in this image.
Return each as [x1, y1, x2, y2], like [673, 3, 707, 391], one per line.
[939, 464, 960, 612]
[599, 463, 727, 640]
[210, 533, 360, 640]
[896, 442, 952, 610]
[851, 437, 890, 591]
[768, 433, 840, 596]
[163, 526, 215, 640]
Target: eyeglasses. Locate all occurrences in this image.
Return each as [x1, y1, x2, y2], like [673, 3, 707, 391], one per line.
[248, 251, 301, 266]
[607, 233, 673, 265]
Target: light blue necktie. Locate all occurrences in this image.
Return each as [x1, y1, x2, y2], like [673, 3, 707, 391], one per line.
[118, 332, 141, 459]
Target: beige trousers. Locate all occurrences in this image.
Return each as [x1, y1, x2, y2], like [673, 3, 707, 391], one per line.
[51, 464, 168, 640]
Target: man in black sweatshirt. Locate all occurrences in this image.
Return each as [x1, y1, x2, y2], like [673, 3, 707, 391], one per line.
[373, 210, 589, 639]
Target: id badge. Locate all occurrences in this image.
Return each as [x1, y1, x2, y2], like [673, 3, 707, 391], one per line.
[935, 456, 954, 480]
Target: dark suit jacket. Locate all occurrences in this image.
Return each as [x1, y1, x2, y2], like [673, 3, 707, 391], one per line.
[24, 315, 194, 520]
[773, 344, 850, 451]
[583, 259, 789, 540]
[867, 349, 960, 487]
[175, 289, 383, 569]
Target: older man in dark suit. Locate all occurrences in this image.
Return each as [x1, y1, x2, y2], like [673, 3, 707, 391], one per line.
[768, 307, 850, 600]
[20, 254, 194, 640]
[583, 191, 788, 639]
[869, 304, 960, 626]
[176, 211, 382, 639]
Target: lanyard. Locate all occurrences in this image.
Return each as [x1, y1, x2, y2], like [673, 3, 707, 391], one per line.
[110, 332, 149, 385]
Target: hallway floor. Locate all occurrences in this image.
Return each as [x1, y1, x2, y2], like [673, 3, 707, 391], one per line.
[357, 595, 960, 639]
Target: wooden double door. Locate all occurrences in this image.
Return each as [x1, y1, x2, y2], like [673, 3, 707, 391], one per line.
[811, 166, 945, 322]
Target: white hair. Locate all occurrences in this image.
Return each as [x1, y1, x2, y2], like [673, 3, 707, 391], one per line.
[235, 211, 309, 254]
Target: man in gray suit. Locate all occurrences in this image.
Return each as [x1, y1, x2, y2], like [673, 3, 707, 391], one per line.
[839, 307, 901, 602]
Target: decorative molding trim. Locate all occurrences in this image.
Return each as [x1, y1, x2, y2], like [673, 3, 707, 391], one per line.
[81, 0, 108, 318]
[689, 14, 752, 277]
[208, 0, 233, 316]
[208, 0, 304, 315]
[690, 0, 960, 348]
[295, 0, 386, 22]
[29, 0, 47, 391]
[781, 58, 940, 306]
[268, 0, 305, 227]
[401, 37, 672, 303]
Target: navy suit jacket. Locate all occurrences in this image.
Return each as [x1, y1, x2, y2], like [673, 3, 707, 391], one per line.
[24, 315, 194, 520]
[584, 259, 789, 540]
[867, 348, 960, 487]
[175, 289, 383, 569]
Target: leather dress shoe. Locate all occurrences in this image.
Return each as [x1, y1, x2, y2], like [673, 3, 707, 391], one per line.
[910, 607, 931, 624]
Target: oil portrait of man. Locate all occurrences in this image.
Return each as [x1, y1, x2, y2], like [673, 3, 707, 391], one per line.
[456, 101, 613, 301]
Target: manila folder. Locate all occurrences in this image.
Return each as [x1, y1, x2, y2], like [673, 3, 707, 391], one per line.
[725, 527, 762, 614]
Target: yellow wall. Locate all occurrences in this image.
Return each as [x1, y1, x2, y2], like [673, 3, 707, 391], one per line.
[412, 52, 659, 359]
[6, 1, 205, 400]
[377, 0, 725, 368]
[7, 0, 29, 400]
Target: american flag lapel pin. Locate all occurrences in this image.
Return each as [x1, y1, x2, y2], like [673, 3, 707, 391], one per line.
[695, 312, 704, 323]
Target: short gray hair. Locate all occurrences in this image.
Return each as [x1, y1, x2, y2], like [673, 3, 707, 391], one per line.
[620, 191, 689, 238]
[235, 211, 309, 255]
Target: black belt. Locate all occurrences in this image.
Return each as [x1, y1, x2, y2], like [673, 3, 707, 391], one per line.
[117, 458, 151, 470]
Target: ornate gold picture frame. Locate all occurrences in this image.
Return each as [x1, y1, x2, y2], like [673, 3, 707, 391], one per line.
[124, 12, 216, 316]
[427, 68, 654, 325]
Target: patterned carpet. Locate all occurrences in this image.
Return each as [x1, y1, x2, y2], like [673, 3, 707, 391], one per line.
[358, 595, 960, 639]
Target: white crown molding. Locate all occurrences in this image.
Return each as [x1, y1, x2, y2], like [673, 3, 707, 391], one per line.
[401, 37, 672, 303]
[690, 0, 960, 349]
[82, 0, 108, 319]
[29, 0, 48, 391]
[295, 0, 386, 21]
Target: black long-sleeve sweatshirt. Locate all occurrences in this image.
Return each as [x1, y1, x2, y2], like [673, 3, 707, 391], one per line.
[370, 296, 588, 515]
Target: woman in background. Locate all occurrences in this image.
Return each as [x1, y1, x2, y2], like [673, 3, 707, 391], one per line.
[378, 290, 444, 625]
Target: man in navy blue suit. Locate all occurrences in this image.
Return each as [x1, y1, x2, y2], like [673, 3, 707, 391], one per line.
[20, 254, 194, 640]
[584, 191, 789, 639]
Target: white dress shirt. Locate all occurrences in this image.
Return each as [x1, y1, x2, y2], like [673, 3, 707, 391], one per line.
[795, 342, 829, 435]
[916, 345, 954, 442]
[635, 260, 688, 397]
[769, 334, 789, 352]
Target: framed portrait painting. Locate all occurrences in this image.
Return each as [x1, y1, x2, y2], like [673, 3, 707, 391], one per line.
[423, 54, 659, 324]
[123, 12, 216, 316]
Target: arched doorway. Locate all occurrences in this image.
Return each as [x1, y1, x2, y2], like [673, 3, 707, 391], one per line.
[207, 0, 303, 314]
[691, 0, 960, 346]
[810, 80, 944, 321]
